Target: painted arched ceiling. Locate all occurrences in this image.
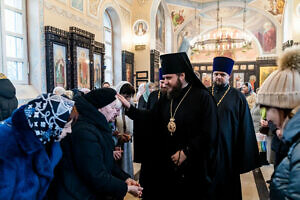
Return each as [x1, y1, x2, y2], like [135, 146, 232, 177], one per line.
[166, 0, 285, 57]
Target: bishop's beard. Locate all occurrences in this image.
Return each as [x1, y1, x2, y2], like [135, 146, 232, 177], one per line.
[167, 78, 182, 100]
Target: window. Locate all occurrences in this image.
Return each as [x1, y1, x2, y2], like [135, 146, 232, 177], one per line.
[0, 0, 28, 83]
[103, 11, 113, 84]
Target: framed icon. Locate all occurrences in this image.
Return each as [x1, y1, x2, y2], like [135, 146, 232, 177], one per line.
[201, 73, 212, 88]
[45, 26, 70, 92]
[240, 65, 247, 70]
[136, 71, 148, 79]
[93, 53, 101, 88]
[233, 72, 244, 88]
[122, 50, 134, 85]
[259, 66, 278, 86]
[133, 20, 148, 36]
[76, 47, 90, 89]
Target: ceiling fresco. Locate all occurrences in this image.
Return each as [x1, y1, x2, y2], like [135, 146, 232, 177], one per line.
[167, 0, 285, 32]
[165, 0, 284, 59]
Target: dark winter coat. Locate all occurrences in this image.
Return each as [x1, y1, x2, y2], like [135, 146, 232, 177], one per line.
[0, 105, 62, 200]
[48, 96, 130, 200]
[270, 110, 300, 200]
[0, 78, 18, 121]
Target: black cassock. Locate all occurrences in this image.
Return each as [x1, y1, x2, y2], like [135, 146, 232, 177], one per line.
[127, 84, 219, 199]
[208, 84, 260, 200]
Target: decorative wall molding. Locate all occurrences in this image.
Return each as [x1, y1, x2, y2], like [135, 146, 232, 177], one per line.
[44, 0, 101, 31]
[120, 5, 131, 23]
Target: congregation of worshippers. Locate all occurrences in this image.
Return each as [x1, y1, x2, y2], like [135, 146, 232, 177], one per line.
[1, 49, 300, 200]
[1, 0, 300, 199]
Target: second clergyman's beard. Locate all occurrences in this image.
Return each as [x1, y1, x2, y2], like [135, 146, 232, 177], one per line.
[214, 79, 227, 87]
[167, 78, 182, 99]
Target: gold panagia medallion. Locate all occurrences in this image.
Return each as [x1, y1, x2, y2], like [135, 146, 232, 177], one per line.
[167, 117, 176, 135]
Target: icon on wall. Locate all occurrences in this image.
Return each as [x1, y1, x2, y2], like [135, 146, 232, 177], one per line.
[77, 47, 90, 89]
[259, 66, 278, 86]
[53, 43, 67, 88]
[202, 73, 212, 88]
[233, 72, 244, 89]
[133, 20, 148, 36]
[93, 53, 101, 88]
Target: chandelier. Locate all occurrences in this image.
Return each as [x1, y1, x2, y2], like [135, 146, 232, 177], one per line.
[190, 0, 252, 52]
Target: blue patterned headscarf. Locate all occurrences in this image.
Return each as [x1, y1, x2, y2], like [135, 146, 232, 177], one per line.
[24, 93, 74, 144]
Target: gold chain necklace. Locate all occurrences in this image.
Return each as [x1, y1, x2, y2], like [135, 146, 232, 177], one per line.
[167, 86, 192, 136]
[212, 84, 231, 107]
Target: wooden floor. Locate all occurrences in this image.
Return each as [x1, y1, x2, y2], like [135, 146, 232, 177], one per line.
[125, 164, 274, 200]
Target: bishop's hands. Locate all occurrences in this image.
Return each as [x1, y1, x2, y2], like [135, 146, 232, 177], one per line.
[116, 94, 131, 109]
[171, 150, 187, 166]
[126, 178, 143, 197]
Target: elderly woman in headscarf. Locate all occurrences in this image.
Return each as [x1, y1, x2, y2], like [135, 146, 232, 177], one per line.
[0, 93, 76, 200]
[53, 86, 66, 96]
[137, 82, 156, 110]
[48, 88, 142, 200]
[135, 83, 146, 105]
[115, 81, 136, 178]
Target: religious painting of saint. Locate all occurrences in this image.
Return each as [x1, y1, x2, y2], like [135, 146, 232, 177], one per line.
[233, 73, 244, 89]
[266, 0, 285, 16]
[249, 75, 257, 91]
[254, 21, 276, 54]
[240, 65, 247, 70]
[155, 3, 165, 52]
[71, 0, 83, 12]
[77, 47, 90, 89]
[93, 53, 101, 88]
[171, 9, 184, 27]
[201, 73, 212, 88]
[259, 66, 278, 86]
[133, 20, 148, 36]
[126, 63, 133, 84]
[53, 43, 66, 88]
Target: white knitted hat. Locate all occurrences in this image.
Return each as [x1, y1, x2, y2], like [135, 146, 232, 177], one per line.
[257, 46, 300, 109]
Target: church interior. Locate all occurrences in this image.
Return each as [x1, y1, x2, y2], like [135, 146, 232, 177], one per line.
[1, 0, 300, 199]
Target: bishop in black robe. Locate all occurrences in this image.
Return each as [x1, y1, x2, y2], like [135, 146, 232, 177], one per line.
[124, 53, 220, 199]
[208, 56, 260, 200]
